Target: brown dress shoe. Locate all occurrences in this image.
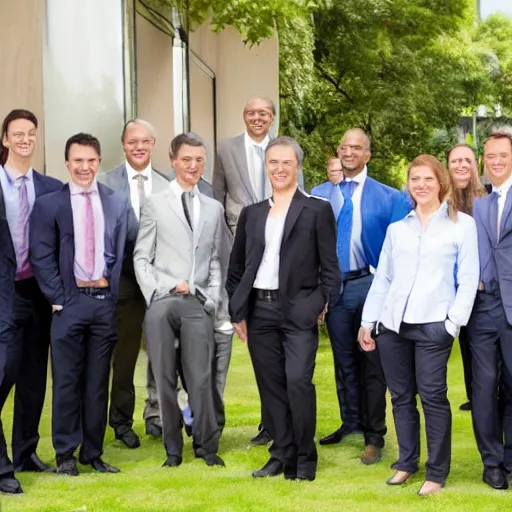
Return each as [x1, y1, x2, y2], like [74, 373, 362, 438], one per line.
[360, 445, 382, 465]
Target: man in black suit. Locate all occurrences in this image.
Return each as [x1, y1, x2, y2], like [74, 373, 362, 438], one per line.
[226, 136, 340, 481]
[0, 109, 61, 494]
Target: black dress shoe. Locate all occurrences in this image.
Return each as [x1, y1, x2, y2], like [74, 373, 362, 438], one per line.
[296, 472, 315, 481]
[184, 424, 193, 437]
[146, 421, 162, 438]
[16, 452, 53, 472]
[202, 454, 225, 467]
[459, 401, 472, 411]
[319, 426, 361, 446]
[252, 458, 284, 478]
[57, 459, 79, 476]
[163, 456, 183, 467]
[115, 429, 141, 449]
[483, 466, 509, 490]
[0, 477, 23, 494]
[89, 458, 120, 474]
[249, 428, 272, 446]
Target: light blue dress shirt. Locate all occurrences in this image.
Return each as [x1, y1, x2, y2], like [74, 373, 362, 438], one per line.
[361, 202, 479, 337]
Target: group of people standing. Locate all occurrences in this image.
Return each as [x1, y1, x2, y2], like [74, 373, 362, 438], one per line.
[0, 95, 511, 498]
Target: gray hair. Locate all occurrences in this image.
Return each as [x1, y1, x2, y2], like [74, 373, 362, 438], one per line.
[266, 136, 304, 168]
[244, 96, 276, 116]
[169, 132, 206, 158]
[121, 118, 157, 142]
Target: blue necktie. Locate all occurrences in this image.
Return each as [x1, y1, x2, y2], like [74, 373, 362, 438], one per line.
[337, 180, 356, 274]
[330, 183, 344, 220]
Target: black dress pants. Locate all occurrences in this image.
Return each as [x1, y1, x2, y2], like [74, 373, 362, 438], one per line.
[248, 299, 318, 478]
[458, 326, 472, 403]
[378, 322, 454, 483]
[51, 293, 117, 464]
[0, 278, 51, 478]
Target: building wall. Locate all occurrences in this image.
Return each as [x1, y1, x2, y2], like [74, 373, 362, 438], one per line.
[0, 0, 45, 172]
[136, 13, 175, 173]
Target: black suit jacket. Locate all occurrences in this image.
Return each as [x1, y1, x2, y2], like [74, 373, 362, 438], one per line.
[226, 189, 341, 329]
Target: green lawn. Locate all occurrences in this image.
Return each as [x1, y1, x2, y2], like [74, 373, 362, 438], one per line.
[1, 337, 510, 511]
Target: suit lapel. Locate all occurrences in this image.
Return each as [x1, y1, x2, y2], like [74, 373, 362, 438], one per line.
[168, 187, 190, 231]
[484, 193, 498, 244]
[282, 189, 305, 244]
[0, 179, 16, 264]
[500, 188, 512, 240]
[195, 194, 207, 247]
[33, 171, 45, 197]
[98, 183, 116, 242]
[59, 184, 75, 237]
[232, 135, 256, 202]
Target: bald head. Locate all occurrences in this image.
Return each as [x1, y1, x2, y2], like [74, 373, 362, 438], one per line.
[341, 128, 371, 151]
[243, 96, 275, 143]
[337, 128, 371, 177]
[244, 96, 276, 116]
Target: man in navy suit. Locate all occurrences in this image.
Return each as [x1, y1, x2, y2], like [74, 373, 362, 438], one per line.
[0, 109, 61, 494]
[468, 132, 512, 490]
[312, 128, 410, 464]
[30, 133, 128, 476]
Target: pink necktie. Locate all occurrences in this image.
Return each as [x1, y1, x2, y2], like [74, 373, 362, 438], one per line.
[81, 191, 95, 279]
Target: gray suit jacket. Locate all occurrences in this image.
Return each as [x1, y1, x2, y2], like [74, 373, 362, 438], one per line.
[212, 133, 305, 234]
[133, 183, 224, 315]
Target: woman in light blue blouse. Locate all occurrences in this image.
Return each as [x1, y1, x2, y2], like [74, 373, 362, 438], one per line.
[358, 154, 479, 496]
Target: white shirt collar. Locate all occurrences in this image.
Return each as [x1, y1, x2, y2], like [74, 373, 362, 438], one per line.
[405, 200, 448, 220]
[342, 166, 367, 185]
[170, 178, 199, 196]
[492, 175, 512, 197]
[244, 131, 270, 150]
[125, 160, 152, 179]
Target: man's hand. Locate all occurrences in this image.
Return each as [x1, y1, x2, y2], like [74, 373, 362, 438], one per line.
[318, 303, 328, 323]
[358, 327, 376, 352]
[175, 281, 190, 294]
[233, 320, 248, 343]
[52, 305, 63, 313]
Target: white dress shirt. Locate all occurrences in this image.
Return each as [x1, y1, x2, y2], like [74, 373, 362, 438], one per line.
[493, 175, 512, 236]
[343, 166, 368, 271]
[254, 200, 287, 289]
[126, 161, 152, 220]
[361, 202, 479, 338]
[244, 132, 270, 202]
[170, 179, 200, 230]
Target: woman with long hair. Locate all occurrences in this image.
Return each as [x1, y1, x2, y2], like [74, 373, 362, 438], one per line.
[358, 155, 479, 495]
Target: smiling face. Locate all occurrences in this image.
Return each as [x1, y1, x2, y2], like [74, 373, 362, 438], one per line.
[122, 122, 155, 171]
[408, 164, 441, 210]
[171, 143, 206, 189]
[448, 146, 477, 190]
[243, 98, 274, 142]
[484, 136, 512, 188]
[2, 118, 37, 161]
[337, 130, 371, 177]
[66, 143, 101, 189]
[266, 144, 299, 193]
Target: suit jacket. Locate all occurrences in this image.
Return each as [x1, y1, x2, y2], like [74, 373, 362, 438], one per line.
[213, 134, 305, 234]
[29, 183, 128, 306]
[473, 189, 512, 323]
[133, 183, 224, 315]
[311, 176, 411, 269]
[0, 170, 61, 326]
[98, 163, 170, 278]
[226, 189, 341, 329]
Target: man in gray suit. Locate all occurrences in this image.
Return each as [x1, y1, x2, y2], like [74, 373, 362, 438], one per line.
[99, 119, 166, 448]
[134, 132, 225, 467]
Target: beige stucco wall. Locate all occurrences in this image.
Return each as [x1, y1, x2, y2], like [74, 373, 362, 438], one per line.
[136, 13, 175, 172]
[0, 0, 45, 172]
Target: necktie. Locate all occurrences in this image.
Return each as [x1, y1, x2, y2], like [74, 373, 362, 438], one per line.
[253, 144, 266, 201]
[16, 176, 31, 279]
[182, 190, 195, 231]
[330, 182, 344, 221]
[336, 180, 357, 274]
[133, 173, 148, 217]
[81, 191, 96, 279]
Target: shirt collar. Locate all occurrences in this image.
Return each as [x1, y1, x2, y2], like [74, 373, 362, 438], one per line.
[341, 166, 367, 186]
[125, 160, 151, 179]
[170, 179, 199, 196]
[2, 165, 33, 184]
[69, 179, 99, 195]
[405, 200, 448, 220]
[492, 175, 512, 198]
[244, 131, 270, 150]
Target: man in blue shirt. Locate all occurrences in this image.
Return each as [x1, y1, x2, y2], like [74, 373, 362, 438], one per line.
[311, 128, 409, 464]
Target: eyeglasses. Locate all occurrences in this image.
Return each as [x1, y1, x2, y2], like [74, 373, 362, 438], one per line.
[125, 138, 155, 148]
[244, 110, 273, 120]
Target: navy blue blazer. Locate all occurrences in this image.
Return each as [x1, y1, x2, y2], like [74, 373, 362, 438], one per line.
[29, 182, 128, 306]
[0, 171, 61, 329]
[311, 176, 411, 269]
[473, 190, 512, 323]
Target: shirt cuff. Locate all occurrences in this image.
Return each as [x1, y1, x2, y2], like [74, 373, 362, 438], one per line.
[361, 320, 375, 329]
[214, 321, 234, 334]
[445, 318, 459, 338]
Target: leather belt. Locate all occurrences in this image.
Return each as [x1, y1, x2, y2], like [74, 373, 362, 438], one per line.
[343, 267, 371, 283]
[78, 286, 110, 300]
[254, 288, 279, 302]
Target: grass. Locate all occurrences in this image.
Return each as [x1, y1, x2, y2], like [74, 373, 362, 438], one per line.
[1, 337, 510, 512]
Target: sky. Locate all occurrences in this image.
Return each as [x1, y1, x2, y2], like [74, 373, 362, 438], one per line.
[481, 0, 512, 17]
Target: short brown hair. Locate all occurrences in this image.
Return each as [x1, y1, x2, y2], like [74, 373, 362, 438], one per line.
[407, 154, 461, 220]
[483, 132, 512, 153]
[65, 133, 101, 161]
[1, 109, 38, 166]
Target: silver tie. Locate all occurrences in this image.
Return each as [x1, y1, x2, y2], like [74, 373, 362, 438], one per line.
[133, 174, 148, 216]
